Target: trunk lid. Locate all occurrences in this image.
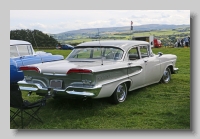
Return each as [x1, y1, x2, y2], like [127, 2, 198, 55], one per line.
[29, 59, 119, 74]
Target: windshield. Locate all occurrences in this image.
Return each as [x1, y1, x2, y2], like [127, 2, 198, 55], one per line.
[67, 47, 124, 60]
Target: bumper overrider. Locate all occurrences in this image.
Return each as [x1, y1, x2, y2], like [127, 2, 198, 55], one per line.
[17, 80, 102, 98]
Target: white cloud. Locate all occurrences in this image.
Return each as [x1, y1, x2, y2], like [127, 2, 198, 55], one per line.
[10, 10, 190, 34]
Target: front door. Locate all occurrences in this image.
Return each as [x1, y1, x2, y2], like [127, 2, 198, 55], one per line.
[139, 45, 160, 85]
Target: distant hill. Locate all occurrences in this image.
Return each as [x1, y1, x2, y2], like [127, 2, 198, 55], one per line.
[53, 24, 189, 34]
[51, 24, 190, 41]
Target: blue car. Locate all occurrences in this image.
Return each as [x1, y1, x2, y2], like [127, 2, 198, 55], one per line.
[10, 40, 64, 83]
[56, 44, 74, 50]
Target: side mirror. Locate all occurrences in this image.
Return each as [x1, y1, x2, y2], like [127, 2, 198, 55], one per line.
[158, 52, 163, 57]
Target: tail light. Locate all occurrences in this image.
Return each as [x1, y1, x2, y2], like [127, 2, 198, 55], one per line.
[19, 66, 40, 73]
[67, 68, 92, 74]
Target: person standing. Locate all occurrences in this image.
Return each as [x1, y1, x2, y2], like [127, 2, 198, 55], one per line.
[177, 38, 181, 47]
[184, 37, 189, 47]
[181, 38, 184, 47]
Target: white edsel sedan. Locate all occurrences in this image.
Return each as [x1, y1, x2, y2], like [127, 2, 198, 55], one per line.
[18, 40, 178, 104]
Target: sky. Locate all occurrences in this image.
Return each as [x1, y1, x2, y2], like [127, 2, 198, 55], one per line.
[10, 10, 190, 34]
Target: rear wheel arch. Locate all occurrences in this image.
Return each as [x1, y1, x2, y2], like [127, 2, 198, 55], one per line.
[109, 81, 129, 104]
[125, 81, 131, 91]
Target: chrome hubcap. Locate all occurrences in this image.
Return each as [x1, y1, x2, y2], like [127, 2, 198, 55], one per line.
[163, 68, 170, 82]
[116, 84, 127, 102]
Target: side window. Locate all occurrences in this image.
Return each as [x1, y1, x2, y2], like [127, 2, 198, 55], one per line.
[76, 49, 91, 58]
[140, 46, 149, 58]
[27, 45, 33, 55]
[10, 46, 19, 58]
[128, 47, 139, 60]
[104, 48, 123, 60]
[17, 45, 31, 56]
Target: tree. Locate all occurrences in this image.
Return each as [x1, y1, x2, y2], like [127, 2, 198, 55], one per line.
[10, 29, 59, 48]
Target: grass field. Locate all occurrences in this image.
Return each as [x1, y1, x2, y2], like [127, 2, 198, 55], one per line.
[63, 29, 190, 44]
[10, 47, 190, 129]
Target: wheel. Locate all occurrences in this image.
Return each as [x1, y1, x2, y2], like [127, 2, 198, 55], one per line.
[110, 83, 127, 104]
[161, 67, 171, 83]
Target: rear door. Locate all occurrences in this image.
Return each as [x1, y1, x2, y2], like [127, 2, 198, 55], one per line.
[10, 45, 23, 69]
[127, 46, 146, 90]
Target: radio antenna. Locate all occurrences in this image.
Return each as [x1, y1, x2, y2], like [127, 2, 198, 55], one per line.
[31, 30, 39, 50]
[31, 30, 44, 63]
[98, 28, 103, 65]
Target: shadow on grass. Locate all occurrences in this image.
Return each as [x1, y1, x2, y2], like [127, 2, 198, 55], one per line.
[44, 82, 161, 112]
[11, 81, 185, 129]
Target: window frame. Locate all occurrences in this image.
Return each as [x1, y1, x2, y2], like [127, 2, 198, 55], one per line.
[138, 45, 151, 58]
[67, 46, 124, 61]
[127, 46, 140, 61]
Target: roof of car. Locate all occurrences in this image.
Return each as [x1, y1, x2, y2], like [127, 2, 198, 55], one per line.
[10, 40, 31, 46]
[77, 40, 149, 50]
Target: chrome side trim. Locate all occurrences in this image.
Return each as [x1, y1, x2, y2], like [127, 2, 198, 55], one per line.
[99, 75, 130, 86]
[66, 91, 95, 96]
[43, 73, 67, 76]
[127, 68, 143, 77]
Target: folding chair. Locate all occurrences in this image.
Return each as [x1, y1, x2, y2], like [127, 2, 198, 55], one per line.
[10, 83, 51, 129]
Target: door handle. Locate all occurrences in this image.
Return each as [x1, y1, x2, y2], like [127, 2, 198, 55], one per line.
[144, 59, 148, 62]
[128, 63, 133, 65]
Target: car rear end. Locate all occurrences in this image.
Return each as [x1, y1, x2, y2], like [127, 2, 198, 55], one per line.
[18, 42, 128, 99]
[17, 61, 102, 99]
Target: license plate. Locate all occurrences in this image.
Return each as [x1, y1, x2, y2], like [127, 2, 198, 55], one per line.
[50, 80, 62, 89]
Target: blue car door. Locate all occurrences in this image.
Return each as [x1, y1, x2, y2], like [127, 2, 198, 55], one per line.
[20, 55, 41, 65]
[10, 45, 24, 82]
[10, 45, 24, 70]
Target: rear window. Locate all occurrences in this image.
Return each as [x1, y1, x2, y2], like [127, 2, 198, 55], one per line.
[67, 47, 124, 60]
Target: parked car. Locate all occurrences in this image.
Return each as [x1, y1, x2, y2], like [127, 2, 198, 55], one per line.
[10, 40, 64, 83]
[18, 40, 178, 104]
[56, 44, 74, 50]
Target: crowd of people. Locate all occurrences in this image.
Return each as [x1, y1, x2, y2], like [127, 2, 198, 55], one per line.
[175, 36, 190, 47]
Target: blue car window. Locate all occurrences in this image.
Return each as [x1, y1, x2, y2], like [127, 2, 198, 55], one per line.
[10, 46, 19, 58]
[17, 45, 33, 56]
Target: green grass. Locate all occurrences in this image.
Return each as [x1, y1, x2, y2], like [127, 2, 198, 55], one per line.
[62, 29, 190, 44]
[44, 49, 72, 58]
[65, 38, 94, 44]
[133, 30, 190, 37]
[10, 47, 190, 129]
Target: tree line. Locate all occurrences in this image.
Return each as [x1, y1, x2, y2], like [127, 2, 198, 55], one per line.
[10, 29, 59, 48]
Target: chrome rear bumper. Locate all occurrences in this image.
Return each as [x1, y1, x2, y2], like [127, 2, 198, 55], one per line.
[18, 80, 101, 97]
